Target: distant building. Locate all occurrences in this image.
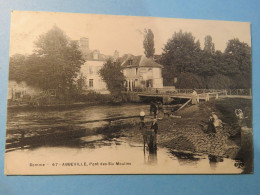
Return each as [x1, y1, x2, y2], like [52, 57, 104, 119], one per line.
[78, 38, 164, 94]
[78, 38, 110, 94]
[120, 54, 163, 91]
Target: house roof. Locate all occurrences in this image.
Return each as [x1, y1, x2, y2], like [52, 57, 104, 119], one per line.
[83, 50, 110, 61]
[120, 54, 163, 68]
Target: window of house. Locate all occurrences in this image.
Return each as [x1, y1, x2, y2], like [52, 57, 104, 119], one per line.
[89, 79, 94, 87]
[136, 68, 138, 75]
[128, 60, 133, 65]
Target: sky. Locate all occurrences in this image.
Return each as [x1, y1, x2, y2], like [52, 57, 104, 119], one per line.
[9, 11, 251, 57]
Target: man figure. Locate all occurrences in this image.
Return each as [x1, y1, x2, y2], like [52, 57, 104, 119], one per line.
[192, 88, 198, 105]
[139, 110, 147, 150]
[139, 110, 146, 130]
[150, 101, 158, 118]
[150, 118, 158, 149]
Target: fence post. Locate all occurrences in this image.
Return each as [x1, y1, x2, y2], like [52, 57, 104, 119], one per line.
[237, 89, 239, 95]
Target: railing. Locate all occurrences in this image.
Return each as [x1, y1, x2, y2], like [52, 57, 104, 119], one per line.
[123, 88, 252, 96]
[226, 89, 252, 96]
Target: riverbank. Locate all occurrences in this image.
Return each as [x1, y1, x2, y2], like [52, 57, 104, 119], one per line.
[110, 98, 252, 173]
[7, 92, 125, 111]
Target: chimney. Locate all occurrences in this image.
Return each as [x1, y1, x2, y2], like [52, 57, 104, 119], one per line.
[93, 50, 100, 60]
[113, 50, 119, 61]
[79, 37, 89, 54]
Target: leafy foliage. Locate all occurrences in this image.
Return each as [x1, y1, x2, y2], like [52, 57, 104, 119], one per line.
[224, 39, 251, 88]
[159, 31, 252, 89]
[9, 26, 85, 99]
[176, 72, 204, 89]
[159, 30, 201, 85]
[9, 54, 27, 82]
[99, 58, 125, 97]
[143, 29, 155, 58]
[207, 74, 233, 89]
[204, 35, 215, 54]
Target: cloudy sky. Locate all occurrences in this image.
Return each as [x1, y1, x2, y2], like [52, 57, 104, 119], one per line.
[10, 11, 251, 57]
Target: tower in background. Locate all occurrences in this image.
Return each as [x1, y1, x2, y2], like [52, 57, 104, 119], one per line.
[79, 37, 89, 55]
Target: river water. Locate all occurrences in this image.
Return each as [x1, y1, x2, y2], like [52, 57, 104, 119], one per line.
[5, 104, 243, 174]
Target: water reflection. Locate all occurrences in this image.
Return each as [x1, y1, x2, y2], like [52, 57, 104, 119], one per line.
[144, 149, 157, 165]
[5, 133, 243, 174]
[6, 104, 151, 138]
[208, 155, 223, 170]
[5, 104, 244, 174]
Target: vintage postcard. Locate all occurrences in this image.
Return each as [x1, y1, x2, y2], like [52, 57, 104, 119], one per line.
[5, 11, 252, 175]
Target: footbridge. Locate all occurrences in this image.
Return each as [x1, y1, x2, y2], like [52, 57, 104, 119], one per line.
[122, 88, 252, 104]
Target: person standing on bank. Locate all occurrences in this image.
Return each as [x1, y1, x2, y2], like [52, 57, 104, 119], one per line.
[151, 118, 158, 149]
[150, 101, 158, 117]
[153, 102, 158, 118]
[140, 110, 147, 152]
[139, 110, 146, 130]
[192, 88, 198, 105]
[207, 114, 216, 134]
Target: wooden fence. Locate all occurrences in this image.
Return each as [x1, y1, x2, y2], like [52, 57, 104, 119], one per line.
[129, 87, 252, 96]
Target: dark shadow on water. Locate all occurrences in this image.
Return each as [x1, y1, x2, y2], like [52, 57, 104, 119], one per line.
[170, 150, 201, 166]
[208, 155, 223, 170]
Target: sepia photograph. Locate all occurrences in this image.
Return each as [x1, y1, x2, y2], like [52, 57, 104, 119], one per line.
[5, 10, 252, 175]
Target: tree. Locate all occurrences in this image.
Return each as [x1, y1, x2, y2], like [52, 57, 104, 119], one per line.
[159, 30, 201, 85]
[224, 39, 251, 88]
[143, 29, 155, 58]
[34, 27, 85, 94]
[204, 35, 215, 54]
[9, 26, 85, 99]
[207, 74, 233, 89]
[99, 58, 125, 97]
[9, 54, 27, 82]
[176, 72, 205, 89]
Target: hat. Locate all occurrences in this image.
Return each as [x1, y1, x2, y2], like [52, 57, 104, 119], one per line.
[140, 111, 145, 116]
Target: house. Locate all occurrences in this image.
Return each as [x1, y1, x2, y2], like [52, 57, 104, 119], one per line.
[78, 37, 109, 94]
[120, 54, 163, 91]
[78, 37, 125, 94]
[78, 37, 164, 93]
[79, 49, 110, 94]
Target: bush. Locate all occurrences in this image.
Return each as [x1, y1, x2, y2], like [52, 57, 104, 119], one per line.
[176, 72, 205, 89]
[76, 91, 112, 102]
[207, 74, 233, 89]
